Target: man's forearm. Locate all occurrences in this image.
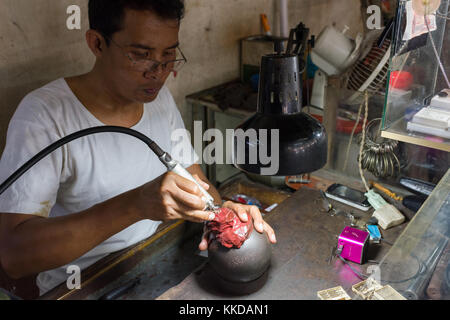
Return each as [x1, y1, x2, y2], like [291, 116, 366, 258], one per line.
[0, 188, 143, 279]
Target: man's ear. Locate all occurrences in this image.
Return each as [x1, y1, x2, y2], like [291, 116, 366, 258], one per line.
[86, 29, 106, 58]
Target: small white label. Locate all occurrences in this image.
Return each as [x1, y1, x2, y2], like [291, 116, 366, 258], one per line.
[265, 203, 278, 212]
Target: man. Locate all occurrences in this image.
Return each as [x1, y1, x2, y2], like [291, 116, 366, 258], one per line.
[0, 0, 276, 296]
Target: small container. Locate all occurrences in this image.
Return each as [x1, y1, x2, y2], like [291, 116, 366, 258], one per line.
[390, 71, 414, 90]
[338, 226, 370, 264]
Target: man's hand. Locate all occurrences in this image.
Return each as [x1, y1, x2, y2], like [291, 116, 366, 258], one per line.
[133, 172, 215, 223]
[198, 201, 277, 251]
[0, 171, 214, 280]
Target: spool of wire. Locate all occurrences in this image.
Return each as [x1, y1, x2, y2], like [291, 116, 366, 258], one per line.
[358, 118, 401, 178]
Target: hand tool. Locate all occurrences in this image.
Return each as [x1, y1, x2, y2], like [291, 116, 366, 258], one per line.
[0, 126, 218, 214]
[159, 152, 217, 211]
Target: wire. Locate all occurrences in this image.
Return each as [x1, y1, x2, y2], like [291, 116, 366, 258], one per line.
[424, 14, 450, 88]
[378, 253, 426, 285]
[337, 252, 426, 285]
[342, 101, 363, 172]
[358, 91, 370, 192]
[335, 236, 425, 285]
[0, 126, 166, 196]
[338, 255, 371, 280]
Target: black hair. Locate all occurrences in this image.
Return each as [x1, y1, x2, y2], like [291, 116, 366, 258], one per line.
[88, 0, 185, 44]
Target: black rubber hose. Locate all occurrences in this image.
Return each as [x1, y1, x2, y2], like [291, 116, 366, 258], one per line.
[0, 126, 166, 196]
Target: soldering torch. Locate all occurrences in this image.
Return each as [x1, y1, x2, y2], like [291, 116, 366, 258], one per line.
[0, 126, 218, 214]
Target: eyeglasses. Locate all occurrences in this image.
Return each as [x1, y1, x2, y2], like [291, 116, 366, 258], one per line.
[104, 35, 187, 73]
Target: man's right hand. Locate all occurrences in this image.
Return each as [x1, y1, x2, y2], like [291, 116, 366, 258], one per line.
[131, 172, 214, 223]
[0, 172, 214, 280]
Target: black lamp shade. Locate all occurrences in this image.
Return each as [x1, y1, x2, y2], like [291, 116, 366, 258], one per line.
[233, 53, 327, 176]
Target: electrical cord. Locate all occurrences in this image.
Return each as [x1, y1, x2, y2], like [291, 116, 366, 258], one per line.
[0, 126, 166, 196]
[335, 237, 426, 285]
[358, 91, 370, 192]
[337, 252, 426, 284]
[424, 14, 450, 88]
[337, 255, 372, 280]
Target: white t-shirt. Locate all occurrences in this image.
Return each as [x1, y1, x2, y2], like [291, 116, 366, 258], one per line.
[0, 78, 198, 295]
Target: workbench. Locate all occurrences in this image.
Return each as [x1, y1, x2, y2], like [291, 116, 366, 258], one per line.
[40, 182, 405, 300]
[156, 188, 403, 300]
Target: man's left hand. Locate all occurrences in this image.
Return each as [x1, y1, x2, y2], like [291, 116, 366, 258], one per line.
[198, 201, 277, 251]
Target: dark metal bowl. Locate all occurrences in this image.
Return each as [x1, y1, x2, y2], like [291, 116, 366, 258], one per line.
[208, 230, 272, 283]
[210, 266, 270, 296]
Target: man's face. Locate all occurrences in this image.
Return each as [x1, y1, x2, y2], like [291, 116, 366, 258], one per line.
[101, 9, 180, 104]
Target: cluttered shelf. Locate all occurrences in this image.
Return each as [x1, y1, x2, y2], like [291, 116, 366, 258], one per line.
[381, 0, 450, 152]
[382, 116, 450, 152]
